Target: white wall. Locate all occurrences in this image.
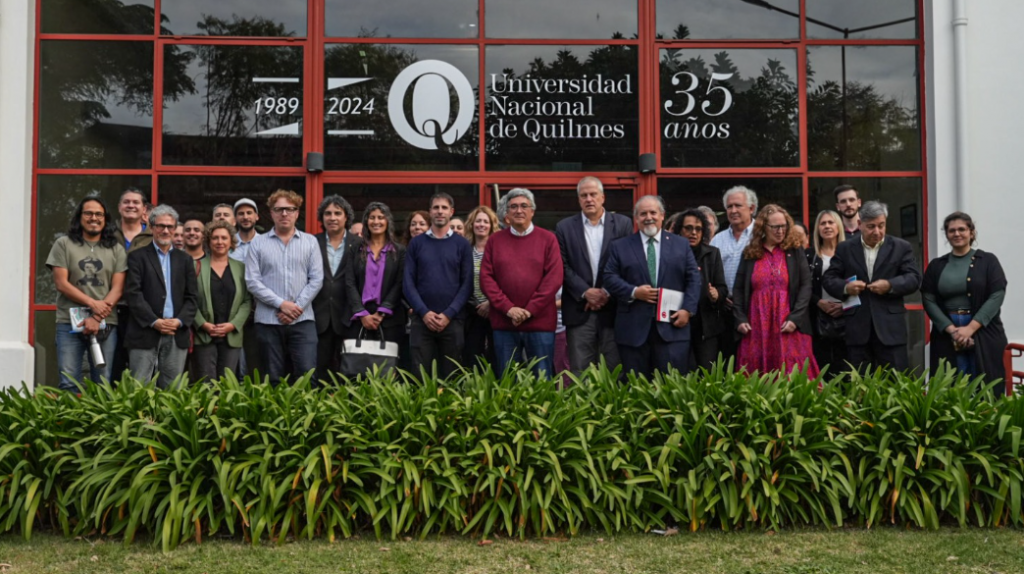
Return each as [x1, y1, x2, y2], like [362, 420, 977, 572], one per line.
[927, 0, 1024, 349]
[0, 0, 36, 390]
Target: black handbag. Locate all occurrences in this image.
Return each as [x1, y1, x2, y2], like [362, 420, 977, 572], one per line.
[340, 328, 398, 377]
[815, 312, 846, 340]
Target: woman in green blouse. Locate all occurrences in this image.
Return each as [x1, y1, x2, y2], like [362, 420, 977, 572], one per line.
[922, 212, 1009, 392]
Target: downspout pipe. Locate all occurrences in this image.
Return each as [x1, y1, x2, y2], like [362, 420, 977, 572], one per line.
[952, 0, 969, 212]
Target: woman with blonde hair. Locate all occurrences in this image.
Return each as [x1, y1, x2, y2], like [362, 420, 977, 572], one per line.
[463, 205, 500, 366]
[806, 210, 848, 370]
[733, 204, 819, 376]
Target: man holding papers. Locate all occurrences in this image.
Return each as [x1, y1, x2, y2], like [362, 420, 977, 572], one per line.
[604, 196, 702, 378]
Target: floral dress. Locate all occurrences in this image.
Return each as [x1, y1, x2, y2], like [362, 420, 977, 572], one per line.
[737, 247, 820, 376]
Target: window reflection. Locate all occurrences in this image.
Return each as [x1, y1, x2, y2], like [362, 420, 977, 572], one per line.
[807, 0, 917, 40]
[497, 188, 634, 231]
[159, 0, 306, 36]
[34, 311, 58, 387]
[324, 184, 478, 238]
[660, 48, 799, 168]
[38, 41, 158, 169]
[323, 44, 479, 171]
[486, 0, 636, 39]
[162, 45, 304, 166]
[35, 175, 152, 306]
[325, 0, 478, 38]
[658, 178, 802, 231]
[807, 46, 921, 171]
[157, 176, 307, 231]
[485, 45, 638, 172]
[656, 0, 799, 40]
[41, 0, 155, 34]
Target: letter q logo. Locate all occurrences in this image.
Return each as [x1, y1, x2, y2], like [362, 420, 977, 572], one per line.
[388, 60, 474, 150]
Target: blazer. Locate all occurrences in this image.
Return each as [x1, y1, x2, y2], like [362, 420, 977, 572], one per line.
[821, 236, 922, 346]
[555, 211, 634, 328]
[690, 243, 729, 341]
[313, 231, 362, 335]
[922, 249, 1008, 383]
[732, 247, 813, 336]
[193, 257, 252, 348]
[344, 242, 406, 333]
[124, 246, 198, 350]
[603, 231, 702, 348]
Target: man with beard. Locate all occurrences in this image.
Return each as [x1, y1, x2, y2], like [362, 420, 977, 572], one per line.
[111, 187, 154, 377]
[603, 195, 702, 379]
[182, 219, 206, 266]
[211, 203, 235, 226]
[404, 192, 473, 378]
[172, 224, 185, 251]
[230, 198, 260, 263]
[834, 185, 862, 240]
[312, 195, 361, 384]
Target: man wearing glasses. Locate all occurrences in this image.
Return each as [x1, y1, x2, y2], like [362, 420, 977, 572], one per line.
[123, 205, 198, 389]
[245, 190, 324, 385]
[480, 188, 564, 377]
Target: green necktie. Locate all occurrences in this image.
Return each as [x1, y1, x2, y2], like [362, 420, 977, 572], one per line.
[647, 236, 657, 288]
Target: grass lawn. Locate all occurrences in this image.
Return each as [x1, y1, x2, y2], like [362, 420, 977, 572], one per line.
[1, 529, 1022, 574]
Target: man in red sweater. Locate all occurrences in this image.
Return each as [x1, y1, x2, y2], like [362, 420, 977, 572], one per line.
[480, 188, 564, 377]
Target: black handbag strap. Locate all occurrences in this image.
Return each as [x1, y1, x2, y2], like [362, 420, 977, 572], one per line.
[355, 327, 388, 350]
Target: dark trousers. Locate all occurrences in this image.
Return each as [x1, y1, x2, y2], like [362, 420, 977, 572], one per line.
[689, 334, 720, 372]
[256, 320, 318, 385]
[847, 327, 908, 372]
[813, 336, 849, 374]
[239, 311, 262, 380]
[718, 303, 739, 369]
[565, 313, 620, 374]
[618, 323, 691, 380]
[191, 341, 241, 381]
[316, 326, 344, 385]
[110, 305, 132, 381]
[462, 313, 494, 368]
[410, 317, 465, 379]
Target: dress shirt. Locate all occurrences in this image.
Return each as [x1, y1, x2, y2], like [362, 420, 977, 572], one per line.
[582, 211, 605, 286]
[353, 244, 394, 318]
[630, 232, 661, 300]
[509, 224, 535, 237]
[325, 232, 347, 276]
[229, 233, 255, 262]
[154, 243, 175, 321]
[245, 228, 324, 325]
[425, 228, 455, 238]
[710, 222, 754, 294]
[862, 237, 884, 282]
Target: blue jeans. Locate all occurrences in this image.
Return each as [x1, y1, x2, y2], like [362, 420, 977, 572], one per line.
[55, 322, 118, 391]
[256, 320, 318, 385]
[949, 312, 978, 375]
[492, 330, 556, 377]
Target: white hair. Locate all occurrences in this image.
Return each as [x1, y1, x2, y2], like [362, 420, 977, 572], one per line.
[722, 186, 758, 212]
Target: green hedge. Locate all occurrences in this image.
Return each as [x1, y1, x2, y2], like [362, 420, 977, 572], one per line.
[0, 362, 1022, 551]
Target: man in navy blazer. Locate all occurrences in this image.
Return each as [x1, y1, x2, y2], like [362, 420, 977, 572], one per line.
[554, 177, 633, 373]
[604, 196, 702, 378]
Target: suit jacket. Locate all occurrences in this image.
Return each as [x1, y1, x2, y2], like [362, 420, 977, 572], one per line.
[822, 236, 922, 346]
[691, 243, 729, 341]
[344, 242, 406, 333]
[733, 247, 813, 336]
[124, 246, 198, 350]
[313, 231, 362, 335]
[555, 211, 634, 328]
[603, 231, 702, 347]
[193, 257, 252, 348]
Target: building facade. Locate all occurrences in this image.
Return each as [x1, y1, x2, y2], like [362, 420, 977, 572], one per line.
[0, 0, 1019, 388]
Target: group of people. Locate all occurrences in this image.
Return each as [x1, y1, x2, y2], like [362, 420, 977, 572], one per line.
[46, 179, 1009, 394]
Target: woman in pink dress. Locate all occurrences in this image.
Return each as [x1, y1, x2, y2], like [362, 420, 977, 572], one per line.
[733, 204, 820, 377]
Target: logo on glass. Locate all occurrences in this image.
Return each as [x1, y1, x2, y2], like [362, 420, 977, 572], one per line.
[388, 60, 474, 150]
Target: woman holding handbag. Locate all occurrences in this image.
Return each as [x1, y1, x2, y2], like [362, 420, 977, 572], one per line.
[806, 210, 848, 371]
[343, 202, 406, 376]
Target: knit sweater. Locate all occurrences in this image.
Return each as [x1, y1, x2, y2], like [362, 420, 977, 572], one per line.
[480, 227, 564, 332]
[403, 233, 473, 319]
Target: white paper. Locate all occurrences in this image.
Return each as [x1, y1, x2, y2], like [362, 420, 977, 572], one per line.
[657, 288, 684, 323]
[842, 275, 861, 311]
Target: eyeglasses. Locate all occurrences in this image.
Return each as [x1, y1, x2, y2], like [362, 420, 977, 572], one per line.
[947, 227, 970, 235]
[767, 224, 788, 232]
[151, 223, 176, 231]
[82, 211, 105, 219]
[272, 206, 300, 215]
[682, 225, 703, 234]
[507, 203, 532, 212]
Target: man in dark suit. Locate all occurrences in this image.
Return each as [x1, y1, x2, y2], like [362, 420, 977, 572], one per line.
[313, 195, 361, 384]
[603, 196, 702, 378]
[124, 205, 198, 388]
[822, 201, 922, 371]
[555, 176, 633, 373]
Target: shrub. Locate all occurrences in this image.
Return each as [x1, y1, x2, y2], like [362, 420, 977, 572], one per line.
[0, 361, 1020, 552]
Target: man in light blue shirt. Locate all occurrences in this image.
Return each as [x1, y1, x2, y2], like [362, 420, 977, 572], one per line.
[245, 191, 324, 385]
[709, 186, 758, 363]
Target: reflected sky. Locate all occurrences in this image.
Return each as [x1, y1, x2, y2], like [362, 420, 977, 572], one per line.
[656, 0, 798, 39]
[160, 0, 306, 36]
[325, 0, 478, 38]
[807, 0, 917, 39]
[486, 0, 635, 39]
[807, 46, 919, 112]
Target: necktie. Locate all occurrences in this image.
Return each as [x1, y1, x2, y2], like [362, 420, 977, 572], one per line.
[647, 237, 657, 288]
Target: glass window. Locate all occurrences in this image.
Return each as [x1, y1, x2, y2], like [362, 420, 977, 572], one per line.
[38, 41, 155, 169]
[157, 176, 307, 231]
[497, 188, 635, 232]
[807, 46, 921, 172]
[34, 311, 57, 388]
[659, 48, 799, 168]
[325, 0, 478, 38]
[809, 177, 923, 302]
[323, 44, 479, 171]
[486, 0, 636, 39]
[658, 178, 802, 233]
[656, 0, 799, 40]
[159, 0, 306, 37]
[324, 184, 478, 242]
[485, 45, 639, 172]
[41, 0, 155, 35]
[35, 175, 152, 306]
[808, 0, 917, 40]
[162, 45, 304, 167]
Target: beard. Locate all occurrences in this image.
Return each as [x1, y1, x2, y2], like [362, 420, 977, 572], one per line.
[641, 224, 660, 237]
